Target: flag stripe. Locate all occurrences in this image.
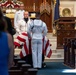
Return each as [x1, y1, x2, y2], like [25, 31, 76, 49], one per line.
[21, 46, 26, 56]
[14, 32, 52, 58]
[17, 36, 26, 42]
[47, 49, 52, 58]
[23, 42, 29, 55]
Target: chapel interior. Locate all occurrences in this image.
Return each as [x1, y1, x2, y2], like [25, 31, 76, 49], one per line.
[0, 0, 76, 74]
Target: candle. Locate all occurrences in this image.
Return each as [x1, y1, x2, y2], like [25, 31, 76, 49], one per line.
[33, 3, 35, 11]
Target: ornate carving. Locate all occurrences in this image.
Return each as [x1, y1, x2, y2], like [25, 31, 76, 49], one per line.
[40, 0, 51, 15]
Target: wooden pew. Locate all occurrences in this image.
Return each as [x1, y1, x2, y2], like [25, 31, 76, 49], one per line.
[17, 60, 26, 69]
[28, 68, 38, 75]
[21, 64, 31, 75]
[63, 37, 76, 68]
[9, 70, 22, 75]
[70, 39, 76, 68]
[14, 56, 21, 65]
[63, 38, 71, 65]
[10, 66, 19, 70]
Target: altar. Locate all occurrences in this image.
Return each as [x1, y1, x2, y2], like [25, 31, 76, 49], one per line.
[0, 0, 55, 32]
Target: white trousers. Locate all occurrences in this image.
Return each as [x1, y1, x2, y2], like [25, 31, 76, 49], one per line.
[32, 39, 42, 68]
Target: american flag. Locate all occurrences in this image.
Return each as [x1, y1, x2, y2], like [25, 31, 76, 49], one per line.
[14, 32, 52, 58]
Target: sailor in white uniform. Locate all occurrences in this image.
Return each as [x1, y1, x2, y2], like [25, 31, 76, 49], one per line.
[27, 14, 48, 68]
[14, 11, 32, 47]
[14, 11, 33, 64]
[14, 3, 25, 29]
[15, 11, 32, 35]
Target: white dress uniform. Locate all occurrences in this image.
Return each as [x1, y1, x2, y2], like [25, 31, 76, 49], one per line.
[14, 18, 32, 47]
[27, 19, 48, 68]
[15, 18, 32, 35]
[14, 10, 25, 28]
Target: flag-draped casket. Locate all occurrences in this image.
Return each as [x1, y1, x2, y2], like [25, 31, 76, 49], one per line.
[14, 32, 52, 58]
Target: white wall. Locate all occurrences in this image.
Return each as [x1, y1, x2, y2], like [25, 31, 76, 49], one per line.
[60, 1, 76, 17]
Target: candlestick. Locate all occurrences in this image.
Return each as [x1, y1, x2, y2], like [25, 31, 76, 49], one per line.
[33, 3, 35, 11]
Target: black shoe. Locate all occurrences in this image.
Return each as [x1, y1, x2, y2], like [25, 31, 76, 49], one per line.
[42, 63, 46, 68]
[37, 68, 41, 70]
